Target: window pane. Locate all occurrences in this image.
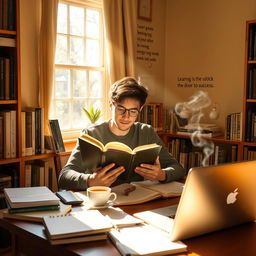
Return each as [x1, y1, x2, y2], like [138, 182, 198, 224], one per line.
[55, 69, 70, 98]
[73, 70, 87, 97]
[70, 6, 84, 36]
[89, 71, 103, 98]
[55, 35, 68, 64]
[56, 101, 70, 129]
[86, 9, 99, 39]
[57, 3, 67, 34]
[70, 37, 84, 65]
[86, 39, 99, 66]
[73, 100, 89, 129]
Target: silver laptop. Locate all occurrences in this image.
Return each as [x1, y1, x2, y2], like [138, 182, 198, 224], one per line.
[170, 160, 256, 241]
[135, 160, 256, 241]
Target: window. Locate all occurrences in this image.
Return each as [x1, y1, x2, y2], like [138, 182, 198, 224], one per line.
[51, 0, 106, 139]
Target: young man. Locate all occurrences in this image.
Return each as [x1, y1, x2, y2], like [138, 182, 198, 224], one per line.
[58, 77, 185, 190]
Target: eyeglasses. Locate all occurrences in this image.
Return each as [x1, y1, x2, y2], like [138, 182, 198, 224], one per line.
[114, 104, 140, 117]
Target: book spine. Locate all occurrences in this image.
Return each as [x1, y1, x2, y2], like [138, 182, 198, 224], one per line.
[8, 204, 60, 214]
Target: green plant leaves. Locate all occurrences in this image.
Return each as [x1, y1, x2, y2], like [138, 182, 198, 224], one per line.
[82, 106, 101, 123]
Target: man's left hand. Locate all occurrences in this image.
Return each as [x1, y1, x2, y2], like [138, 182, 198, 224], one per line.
[134, 157, 166, 181]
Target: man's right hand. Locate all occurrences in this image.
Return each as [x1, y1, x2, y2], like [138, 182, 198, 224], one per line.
[87, 163, 125, 187]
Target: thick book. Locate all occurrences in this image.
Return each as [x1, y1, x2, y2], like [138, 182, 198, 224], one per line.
[48, 232, 108, 245]
[109, 224, 187, 256]
[78, 134, 161, 180]
[3, 202, 71, 222]
[6, 202, 60, 214]
[49, 119, 65, 153]
[4, 186, 60, 209]
[43, 210, 112, 240]
[109, 181, 184, 206]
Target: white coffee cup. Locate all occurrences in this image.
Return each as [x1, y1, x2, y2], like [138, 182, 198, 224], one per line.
[87, 186, 117, 207]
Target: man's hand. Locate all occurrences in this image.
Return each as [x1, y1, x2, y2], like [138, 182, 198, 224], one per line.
[134, 157, 166, 181]
[88, 163, 125, 187]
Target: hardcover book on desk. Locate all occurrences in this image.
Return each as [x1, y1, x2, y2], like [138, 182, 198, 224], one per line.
[3, 186, 60, 212]
[78, 134, 161, 180]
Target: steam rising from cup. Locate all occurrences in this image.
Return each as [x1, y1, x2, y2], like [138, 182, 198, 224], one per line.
[175, 91, 214, 167]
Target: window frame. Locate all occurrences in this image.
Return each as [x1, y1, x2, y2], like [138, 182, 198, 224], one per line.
[53, 0, 108, 141]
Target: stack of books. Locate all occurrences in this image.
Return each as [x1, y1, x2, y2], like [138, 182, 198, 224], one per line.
[3, 186, 60, 214]
[177, 123, 223, 138]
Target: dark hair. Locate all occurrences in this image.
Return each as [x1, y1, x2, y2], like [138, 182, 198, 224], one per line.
[109, 77, 148, 107]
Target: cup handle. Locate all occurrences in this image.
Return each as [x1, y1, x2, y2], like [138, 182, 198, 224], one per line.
[109, 192, 117, 201]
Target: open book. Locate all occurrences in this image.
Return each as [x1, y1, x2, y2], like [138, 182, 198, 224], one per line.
[109, 224, 187, 256]
[111, 181, 184, 206]
[78, 134, 161, 180]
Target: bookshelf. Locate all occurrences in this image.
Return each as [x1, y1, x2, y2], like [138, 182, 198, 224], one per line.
[0, 1, 61, 208]
[139, 103, 242, 173]
[243, 20, 256, 160]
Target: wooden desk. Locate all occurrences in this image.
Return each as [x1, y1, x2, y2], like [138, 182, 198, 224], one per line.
[0, 197, 255, 256]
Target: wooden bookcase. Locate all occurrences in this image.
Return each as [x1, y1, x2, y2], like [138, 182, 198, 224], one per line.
[0, 1, 63, 204]
[242, 20, 256, 161]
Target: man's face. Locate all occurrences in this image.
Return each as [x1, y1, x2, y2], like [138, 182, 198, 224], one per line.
[110, 98, 141, 135]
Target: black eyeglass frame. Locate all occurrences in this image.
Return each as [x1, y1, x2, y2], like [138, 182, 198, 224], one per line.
[113, 103, 141, 117]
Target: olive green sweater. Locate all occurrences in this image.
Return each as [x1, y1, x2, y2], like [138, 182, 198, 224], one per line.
[58, 121, 185, 190]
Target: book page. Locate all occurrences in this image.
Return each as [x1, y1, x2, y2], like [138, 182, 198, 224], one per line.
[43, 210, 112, 239]
[99, 207, 143, 227]
[132, 180, 184, 197]
[104, 141, 132, 153]
[109, 224, 187, 256]
[111, 183, 161, 206]
[79, 134, 104, 151]
[133, 143, 160, 153]
[133, 205, 178, 234]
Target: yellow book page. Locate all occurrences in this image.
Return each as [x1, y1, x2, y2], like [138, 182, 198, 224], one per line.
[80, 134, 104, 151]
[133, 143, 159, 153]
[104, 141, 132, 153]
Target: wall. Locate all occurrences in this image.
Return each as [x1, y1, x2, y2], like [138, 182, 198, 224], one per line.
[164, 0, 256, 128]
[135, 0, 166, 103]
[20, 0, 40, 108]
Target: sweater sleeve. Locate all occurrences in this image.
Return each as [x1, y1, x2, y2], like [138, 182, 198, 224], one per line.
[58, 141, 92, 190]
[148, 128, 186, 183]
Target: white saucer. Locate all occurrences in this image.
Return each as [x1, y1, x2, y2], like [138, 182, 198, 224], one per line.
[88, 201, 114, 209]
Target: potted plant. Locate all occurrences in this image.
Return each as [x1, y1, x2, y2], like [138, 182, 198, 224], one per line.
[82, 106, 101, 124]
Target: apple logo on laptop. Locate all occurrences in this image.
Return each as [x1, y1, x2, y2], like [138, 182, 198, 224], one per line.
[226, 188, 238, 204]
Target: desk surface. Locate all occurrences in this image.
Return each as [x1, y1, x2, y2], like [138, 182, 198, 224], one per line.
[0, 197, 255, 256]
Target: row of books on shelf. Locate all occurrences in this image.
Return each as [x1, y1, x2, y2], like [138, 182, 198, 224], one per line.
[24, 158, 58, 192]
[0, 0, 15, 31]
[21, 108, 45, 156]
[139, 103, 163, 131]
[243, 146, 256, 160]
[245, 109, 256, 142]
[168, 138, 237, 171]
[247, 67, 256, 99]
[0, 55, 16, 100]
[248, 24, 256, 61]
[225, 112, 242, 141]
[21, 108, 65, 157]
[0, 110, 16, 159]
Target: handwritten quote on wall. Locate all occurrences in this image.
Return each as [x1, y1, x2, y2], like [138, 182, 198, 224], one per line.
[176, 76, 215, 88]
[136, 24, 159, 67]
